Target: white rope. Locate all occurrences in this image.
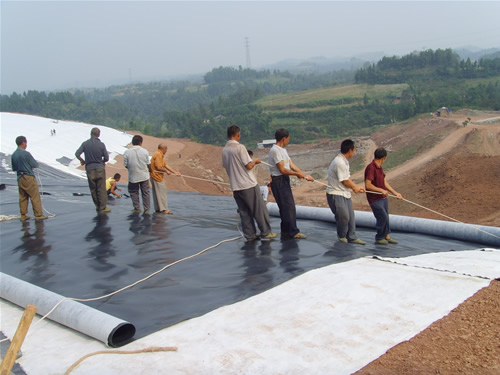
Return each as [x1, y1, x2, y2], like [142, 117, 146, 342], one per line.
[261, 160, 499, 240]
[0, 215, 20, 222]
[28, 232, 243, 330]
[35, 169, 56, 218]
[180, 174, 230, 186]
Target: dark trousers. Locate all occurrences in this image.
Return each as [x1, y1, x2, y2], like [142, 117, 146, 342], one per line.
[270, 175, 299, 237]
[128, 180, 150, 211]
[87, 168, 107, 211]
[233, 185, 272, 240]
[370, 198, 390, 240]
[327, 193, 357, 240]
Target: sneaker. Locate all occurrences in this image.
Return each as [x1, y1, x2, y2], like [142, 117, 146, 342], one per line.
[338, 237, 348, 243]
[143, 209, 150, 215]
[293, 232, 307, 240]
[376, 239, 389, 245]
[261, 232, 277, 239]
[100, 207, 111, 213]
[349, 238, 366, 245]
[386, 237, 398, 244]
[20, 216, 31, 221]
[131, 209, 141, 213]
[34, 215, 48, 220]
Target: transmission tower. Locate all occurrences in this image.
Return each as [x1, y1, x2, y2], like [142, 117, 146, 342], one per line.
[245, 37, 252, 69]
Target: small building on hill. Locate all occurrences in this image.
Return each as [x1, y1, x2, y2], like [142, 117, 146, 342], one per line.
[435, 107, 452, 117]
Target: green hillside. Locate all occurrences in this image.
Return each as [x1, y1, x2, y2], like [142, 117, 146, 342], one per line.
[257, 83, 408, 110]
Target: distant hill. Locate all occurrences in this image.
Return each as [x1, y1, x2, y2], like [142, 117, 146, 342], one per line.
[453, 47, 500, 61]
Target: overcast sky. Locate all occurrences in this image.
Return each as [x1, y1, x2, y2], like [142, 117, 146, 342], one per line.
[1, 1, 499, 94]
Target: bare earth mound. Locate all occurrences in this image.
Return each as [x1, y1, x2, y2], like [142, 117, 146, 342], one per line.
[355, 280, 500, 375]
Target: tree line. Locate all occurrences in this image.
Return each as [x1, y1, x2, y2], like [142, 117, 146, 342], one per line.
[355, 48, 500, 84]
[1, 49, 499, 146]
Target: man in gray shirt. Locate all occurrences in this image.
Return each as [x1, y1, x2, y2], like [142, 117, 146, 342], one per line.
[222, 125, 276, 241]
[75, 127, 110, 213]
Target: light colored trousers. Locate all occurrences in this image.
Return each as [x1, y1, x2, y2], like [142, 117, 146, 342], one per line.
[151, 178, 168, 212]
[18, 175, 43, 217]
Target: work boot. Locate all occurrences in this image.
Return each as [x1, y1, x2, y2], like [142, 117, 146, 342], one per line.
[349, 238, 366, 245]
[261, 232, 277, 239]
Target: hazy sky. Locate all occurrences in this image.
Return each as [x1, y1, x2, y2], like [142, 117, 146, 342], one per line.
[1, 1, 499, 94]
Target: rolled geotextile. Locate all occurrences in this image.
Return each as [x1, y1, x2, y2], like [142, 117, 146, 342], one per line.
[0, 273, 135, 347]
[266, 203, 500, 247]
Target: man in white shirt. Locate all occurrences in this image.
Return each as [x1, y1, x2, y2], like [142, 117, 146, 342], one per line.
[268, 128, 313, 239]
[123, 135, 151, 214]
[326, 139, 366, 244]
[222, 125, 276, 241]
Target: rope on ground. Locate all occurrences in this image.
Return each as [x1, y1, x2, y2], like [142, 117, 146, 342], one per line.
[35, 169, 56, 218]
[64, 346, 178, 375]
[29, 232, 243, 330]
[0, 215, 21, 222]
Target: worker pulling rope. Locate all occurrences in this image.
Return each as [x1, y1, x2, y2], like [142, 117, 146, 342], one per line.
[259, 160, 499, 240]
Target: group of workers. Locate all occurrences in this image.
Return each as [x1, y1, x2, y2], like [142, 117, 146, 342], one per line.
[12, 125, 402, 245]
[74, 128, 181, 215]
[223, 125, 403, 245]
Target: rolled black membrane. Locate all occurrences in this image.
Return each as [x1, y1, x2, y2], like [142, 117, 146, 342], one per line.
[0, 158, 487, 343]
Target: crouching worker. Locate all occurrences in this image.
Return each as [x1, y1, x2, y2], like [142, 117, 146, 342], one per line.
[222, 125, 277, 242]
[106, 173, 122, 197]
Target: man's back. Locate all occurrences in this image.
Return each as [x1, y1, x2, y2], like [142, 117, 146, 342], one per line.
[76, 137, 108, 170]
[222, 141, 256, 191]
[12, 147, 38, 178]
[124, 145, 150, 183]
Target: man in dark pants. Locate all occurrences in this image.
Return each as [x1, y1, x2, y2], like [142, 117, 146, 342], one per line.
[11, 136, 47, 220]
[365, 147, 403, 244]
[268, 128, 313, 239]
[326, 139, 366, 244]
[222, 125, 276, 241]
[75, 127, 111, 213]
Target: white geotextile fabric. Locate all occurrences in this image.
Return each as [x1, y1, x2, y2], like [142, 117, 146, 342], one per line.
[2, 249, 495, 375]
[0, 112, 132, 179]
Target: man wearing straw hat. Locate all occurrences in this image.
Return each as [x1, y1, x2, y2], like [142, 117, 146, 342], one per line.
[222, 125, 276, 242]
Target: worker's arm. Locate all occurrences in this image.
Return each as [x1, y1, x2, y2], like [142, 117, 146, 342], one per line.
[245, 158, 261, 170]
[384, 179, 403, 199]
[365, 179, 388, 197]
[342, 179, 365, 193]
[289, 160, 314, 181]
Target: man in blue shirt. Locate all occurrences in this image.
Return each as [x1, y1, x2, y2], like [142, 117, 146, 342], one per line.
[11, 136, 47, 220]
[75, 127, 110, 213]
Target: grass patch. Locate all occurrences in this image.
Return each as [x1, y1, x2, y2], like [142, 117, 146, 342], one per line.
[257, 83, 409, 108]
[383, 144, 420, 170]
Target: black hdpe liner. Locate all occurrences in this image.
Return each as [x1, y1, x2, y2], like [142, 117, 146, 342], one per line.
[0, 158, 483, 340]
